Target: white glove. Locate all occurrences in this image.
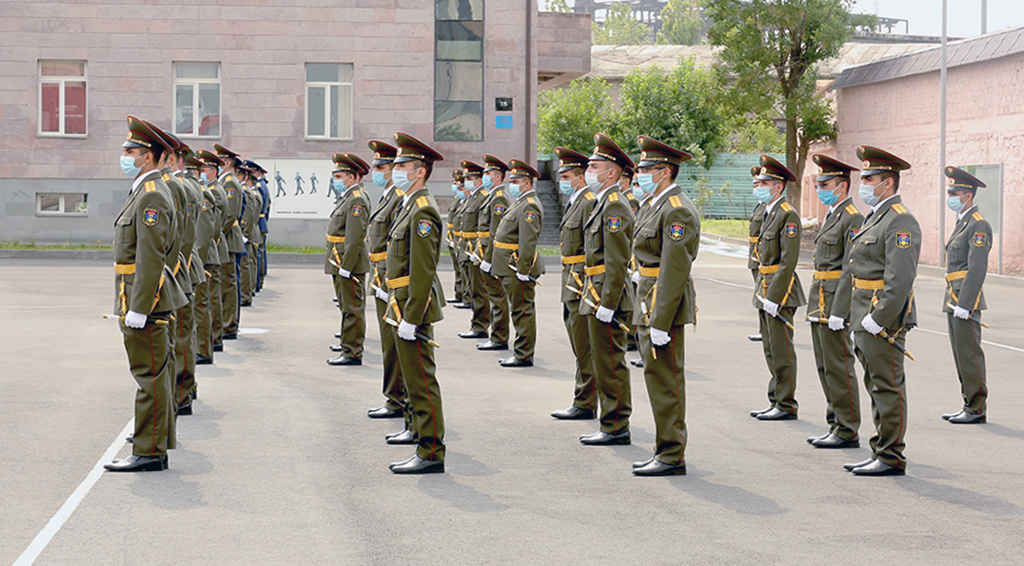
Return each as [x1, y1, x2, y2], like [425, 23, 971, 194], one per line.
[480, 261, 492, 273]
[953, 306, 971, 320]
[469, 253, 480, 263]
[650, 328, 671, 347]
[398, 320, 417, 341]
[337, 268, 351, 279]
[828, 315, 846, 331]
[242, 235, 249, 244]
[631, 270, 641, 284]
[861, 314, 884, 335]
[375, 287, 389, 302]
[763, 299, 780, 317]
[124, 310, 147, 329]
[596, 306, 615, 324]
[516, 272, 530, 282]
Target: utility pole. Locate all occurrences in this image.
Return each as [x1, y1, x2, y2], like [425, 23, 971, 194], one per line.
[939, 0, 948, 264]
[982, 0, 988, 34]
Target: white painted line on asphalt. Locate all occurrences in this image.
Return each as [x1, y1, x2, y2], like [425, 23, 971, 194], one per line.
[914, 327, 1024, 354]
[13, 419, 133, 566]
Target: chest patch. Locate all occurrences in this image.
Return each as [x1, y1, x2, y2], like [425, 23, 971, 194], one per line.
[352, 204, 363, 217]
[669, 223, 685, 241]
[848, 228, 859, 241]
[417, 219, 433, 238]
[143, 208, 159, 227]
[607, 216, 621, 233]
[784, 223, 798, 238]
[494, 204, 506, 216]
[896, 231, 912, 249]
[973, 232, 987, 247]
[525, 211, 536, 223]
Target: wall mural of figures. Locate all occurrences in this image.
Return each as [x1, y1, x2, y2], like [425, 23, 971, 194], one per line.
[259, 157, 385, 220]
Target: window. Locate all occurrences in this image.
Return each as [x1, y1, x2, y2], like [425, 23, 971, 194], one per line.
[435, 0, 483, 141]
[38, 60, 87, 136]
[173, 62, 221, 138]
[36, 193, 88, 216]
[305, 64, 354, 140]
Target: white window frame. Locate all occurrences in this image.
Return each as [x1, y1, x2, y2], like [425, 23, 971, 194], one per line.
[304, 63, 354, 141]
[36, 193, 88, 217]
[37, 60, 87, 138]
[173, 62, 222, 139]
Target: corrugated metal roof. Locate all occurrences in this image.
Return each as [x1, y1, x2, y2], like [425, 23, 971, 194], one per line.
[832, 26, 1024, 90]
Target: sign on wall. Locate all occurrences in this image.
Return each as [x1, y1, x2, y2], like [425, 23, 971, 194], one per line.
[258, 157, 341, 220]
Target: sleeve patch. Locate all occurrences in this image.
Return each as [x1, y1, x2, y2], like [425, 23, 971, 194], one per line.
[226, 188, 235, 198]
[972, 211, 985, 222]
[524, 210, 536, 223]
[896, 231, 912, 249]
[351, 204, 363, 216]
[972, 232, 987, 247]
[143, 208, 159, 227]
[494, 204, 506, 215]
[416, 196, 429, 208]
[848, 227, 859, 241]
[417, 219, 433, 238]
[784, 222, 798, 238]
[845, 204, 860, 216]
[668, 195, 682, 208]
[891, 203, 907, 214]
[607, 216, 621, 233]
[780, 202, 794, 212]
[669, 223, 684, 241]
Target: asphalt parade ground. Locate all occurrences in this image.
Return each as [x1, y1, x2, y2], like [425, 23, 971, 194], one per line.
[3, 241, 1024, 565]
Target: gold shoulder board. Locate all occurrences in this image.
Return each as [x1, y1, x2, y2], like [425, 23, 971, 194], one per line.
[396, 189, 406, 196]
[482, 189, 489, 196]
[608, 192, 620, 202]
[527, 196, 535, 204]
[892, 203, 907, 214]
[353, 189, 361, 198]
[162, 173, 170, 182]
[845, 204, 860, 215]
[495, 190, 503, 197]
[668, 195, 682, 208]
[584, 192, 595, 200]
[145, 180, 157, 192]
[226, 175, 233, 182]
[972, 211, 985, 221]
[627, 192, 637, 201]
[780, 202, 794, 212]
[416, 196, 429, 208]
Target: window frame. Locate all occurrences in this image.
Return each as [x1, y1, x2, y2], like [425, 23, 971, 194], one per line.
[172, 62, 222, 140]
[35, 192, 89, 217]
[37, 60, 88, 138]
[304, 63, 355, 141]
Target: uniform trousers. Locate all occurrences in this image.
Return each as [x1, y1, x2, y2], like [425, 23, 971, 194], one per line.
[173, 296, 197, 405]
[333, 273, 366, 360]
[122, 315, 176, 457]
[394, 325, 445, 461]
[483, 272, 510, 345]
[810, 321, 860, 439]
[501, 276, 536, 361]
[639, 325, 686, 464]
[562, 301, 596, 411]
[587, 313, 632, 434]
[759, 307, 799, 414]
[854, 330, 909, 469]
[947, 313, 987, 414]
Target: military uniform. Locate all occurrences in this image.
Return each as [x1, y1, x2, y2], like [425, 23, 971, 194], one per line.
[446, 172, 468, 306]
[579, 134, 635, 443]
[630, 137, 700, 476]
[385, 132, 447, 474]
[215, 144, 245, 339]
[477, 155, 512, 348]
[456, 162, 492, 338]
[941, 166, 991, 423]
[201, 151, 230, 353]
[325, 153, 370, 365]
[835, 146, 919, 475]
[190, 152, 219, 365]
[491, 160, 545, 366]
[750, 155, 806, 420]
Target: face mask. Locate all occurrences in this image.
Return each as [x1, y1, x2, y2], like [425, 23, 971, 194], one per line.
[559, 180, 575, 196]
[859, 183, 880, 207]
[391, 170, 412, 192]
[333, 179, 347, 194]
[507, 182, 522, 199]
[200, 172, 209, 184]
[482, 175, 494, 190]
[451, 184, 460, 194]
[754, 184, 773, 203]
[371, 171, 388, 188]
[456, 191, 467, 201]
[637, 173, 657, 196]
[584, 171, 603, 192]
[632, 185, 645, 201]
[817, 188, 839, 206]
[947, 195, 965, 213]
[120, 155, 142, 177]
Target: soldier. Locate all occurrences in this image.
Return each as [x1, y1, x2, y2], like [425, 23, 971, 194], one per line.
[188, 152, 217, 367]
[749, 155, 806, 421]
[747, 166, 766, 342]
[629, 136, 700, 476]
[196, 150, 229, 354]
[475, 155, 512, 351]
[619, 165, 641, 216]
[805, 155, 864, 448]
[837, 145, 919, 476]
[446, 169, 468, 307]
[578, 133, 635, 446]
[940, 166, 991, 425]
[457, 161, 493, 339]
[104, 116, 188, 472]
[240, 161, 264, 306]
[214, 144, 246, 341]
[254, 163, 271, 292]
[490, 159, 545, 367]
[385, 132, 446, 474]
[325, 153, 371, 366]
[550, 147, 598, 420]
[363, 140, 409, 422]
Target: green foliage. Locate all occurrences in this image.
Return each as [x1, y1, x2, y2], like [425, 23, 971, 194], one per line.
[537, 77, 613, 155]
[544, 0, 571, 13]
[729, 115, 786, 154]
[592, 2, 649, 45]
[657, 0, 704, 45]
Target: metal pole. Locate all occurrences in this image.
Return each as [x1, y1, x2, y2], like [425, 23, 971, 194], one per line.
[982, 0, 988, 34]
[939, 0, 947, 265]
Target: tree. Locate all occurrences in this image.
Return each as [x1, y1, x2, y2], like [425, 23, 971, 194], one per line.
[537, 77, 613, 155]
[544, 0, 571, 13]
[702, 0, 875, 212]
[657, 0, 705, 45]
[592, 2, 649, 45]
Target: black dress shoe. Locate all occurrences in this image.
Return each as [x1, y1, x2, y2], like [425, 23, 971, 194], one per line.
[476, 341, 509, 351]
[223, 333, 238, 340]
[327, 355, 362, 366]
[386, 429, 416, 445]
[329, 343, 345, 352]
[240, 301, 252, 307]
[750, 405, 773, 418]
[629, 358, 644, 368]
[458, 330, 488, 339]
[811, 433, 859, 449]
[550, 406, 596, 420]
[626, 342, 638, 352]
[196, 355, 213, 365]
[390, 455, 444, 474]
[453, 303, 472, 310]
[177, 401, 193, 416]
[334, 332, 342, 339]
[446, 297, 460, 303]
[332, 297, 338, 302]
[633, 459, 686, 476]
[213, 343, 223, 352]
[807, 432, 829, 444]
[192, 386, 197, 400]
[103, 454, 166, 472]
[367, 406, 403, 419]
[941, 410, 963, 421]
[756, 408, 797, 421]
[389, 454, 417, 469]
[499, 356, 533, 367]
[748, 333, 762, 341]
[125, 434, 133, 444]
[580, 430, 631, 445]
[632, 457, 654, 469]
[948, 411, 986, 424]
[851, 459, 905, 476]
[843, 457, 875, 472]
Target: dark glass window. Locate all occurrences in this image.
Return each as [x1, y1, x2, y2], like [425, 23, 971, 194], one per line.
[435, 0, 483, 141]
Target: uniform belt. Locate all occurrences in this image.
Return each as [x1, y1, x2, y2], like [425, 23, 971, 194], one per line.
[584, 264, 606, 277]
[173, 259, 181, 276]
[812, 270, 842, 280]
[446, 223, 454, 229]
[259, 214, 265, 218]
[114, 263, 136, 274]
[478, 231, 490, 238]
[561, 255, 585, 265]
[463, 232, 478, 238]
[759, 265, 780, 274]
[638, 266, 660, 277]
[453, 231, 463, 238]
[854, 278, 884, 290]
[369, 251, 388, 262]
[945, 270, 968, 282]
[494, 241, 519, 250]
[326, 235, 346, 243]
[749, 237, 759, 243]
[387, 276, 410, 288]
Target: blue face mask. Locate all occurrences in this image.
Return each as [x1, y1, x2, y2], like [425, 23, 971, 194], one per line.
[632, 185, 645, 201]
[456, 190, 467, 201]
[451, 184, 460, 194]
[371, 171, 388, 188]
[507, 182, 522, 199]
[817, 188, 839, 206]
[482, 175, 495, 189]
[333, 179, 347, 193]
[391, 170, 413, 192]
[754, 184, 773, 203]
[200, 172, 209, 184]
[947, 195, 965, 213]
[559, 180, 575, 196]
[637, 173, 657, 196]
[859, 183, 880, 207]
[120, 155, 142, 177]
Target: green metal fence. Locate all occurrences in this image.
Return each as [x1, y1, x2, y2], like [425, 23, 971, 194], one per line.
[679, 153, 784, 219]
